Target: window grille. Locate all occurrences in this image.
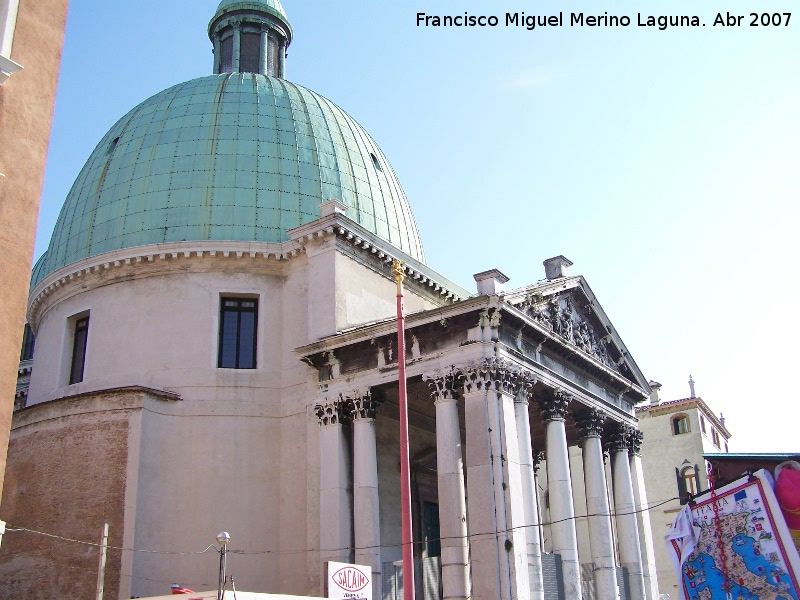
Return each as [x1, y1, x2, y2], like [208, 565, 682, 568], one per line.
[218, 298, 258, 369]
[69, 316, 89, 384]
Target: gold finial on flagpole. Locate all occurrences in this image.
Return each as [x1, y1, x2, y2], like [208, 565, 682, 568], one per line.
[392, 259, 405, 293]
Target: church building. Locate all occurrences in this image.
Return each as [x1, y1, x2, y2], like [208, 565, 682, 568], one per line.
[1, 2, 659, 599]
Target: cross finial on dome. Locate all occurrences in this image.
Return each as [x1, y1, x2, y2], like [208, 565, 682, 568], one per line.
[208, 0, 292, 77]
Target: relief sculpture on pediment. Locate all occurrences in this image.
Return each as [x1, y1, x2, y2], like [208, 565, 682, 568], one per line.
[518, 292, 619, 372]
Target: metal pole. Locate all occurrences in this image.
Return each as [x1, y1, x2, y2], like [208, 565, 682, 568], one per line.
[95, 523, 109, 600]
[218, 546, 227, 600]
[216, 532, 230, 600]
[393, 259, 415, 600]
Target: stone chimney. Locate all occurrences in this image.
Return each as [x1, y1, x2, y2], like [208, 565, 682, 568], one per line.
[543, 255, 573, 280]
[648, 380, 662, 405]
[473, 269, 509, 296]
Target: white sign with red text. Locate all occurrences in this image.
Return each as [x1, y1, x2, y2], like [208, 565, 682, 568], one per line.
[327, 561, 372, 600]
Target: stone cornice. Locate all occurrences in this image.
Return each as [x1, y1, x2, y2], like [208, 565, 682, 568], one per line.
[30, 214, 468, 331]
[288, 211, 470, 301]
[294, 295, 491, 359]
[0, 53, 22, 85]
[635, 397, 731, 438]
[11, 385, 181, 430]
[28, 240, 292, 330]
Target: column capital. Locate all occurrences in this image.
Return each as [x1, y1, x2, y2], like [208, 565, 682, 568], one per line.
[314, 395, 348, 427]
[349, 388, 383, 421]
[423, 368, 460, 402]
[538, 390, 571, 421]
[627, 428, 644, 456]
[460, 357, 533, 396]
[574, 408, 607, 439]
[605, 423, 635, 452]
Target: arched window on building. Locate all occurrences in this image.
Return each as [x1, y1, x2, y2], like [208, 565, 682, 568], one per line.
[700, 413, 706, 433]
[672, 414, 690, 435]
[677, 464, 700, 504]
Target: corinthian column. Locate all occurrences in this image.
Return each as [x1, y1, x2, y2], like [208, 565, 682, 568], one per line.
[462, 358, 531, 600]
[574, 408, 618, 600]
[349, 389, 383, 599]
[232, 21, 242, 72]
[314, 397, 352, 569]
[515, 381, 545, 600]
[628, 430, 659, 600]
[537, 391, 581, 598]
[259, 24, 269, 75]
[425, 370, 470, 600]
[608, 425, 645, 600]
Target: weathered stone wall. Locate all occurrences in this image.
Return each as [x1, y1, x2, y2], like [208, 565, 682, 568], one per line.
[0, 391, 143, 599]
[0, 0, 68, 501]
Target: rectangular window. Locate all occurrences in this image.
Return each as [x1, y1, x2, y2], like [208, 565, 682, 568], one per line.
[267, 36, 278, 76]
[220, 35, 233, 72]
[69, 316, 89, 384]
[20, 322, 35, 361]
[218, 298, 257, 369]
[423, 501, 441, 558]
[240, 31, 261, 73]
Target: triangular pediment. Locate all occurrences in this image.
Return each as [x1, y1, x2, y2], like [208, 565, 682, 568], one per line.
[505, 276, 649, 393]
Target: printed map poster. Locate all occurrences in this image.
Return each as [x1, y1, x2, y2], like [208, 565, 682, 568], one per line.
[667, 469, 800, 600]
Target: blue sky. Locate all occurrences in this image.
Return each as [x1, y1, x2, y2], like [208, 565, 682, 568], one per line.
[37, 0, 799, 451]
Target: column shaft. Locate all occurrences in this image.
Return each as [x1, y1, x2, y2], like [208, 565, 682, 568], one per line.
[544, 417, 581, 597]
[464, 385, 530, 600]
[514, 399, 545, 600]
[582, 435, 619, 600]
[353, 417, 382, 599]
[232, 24, 241, 72]
[213, 37, 221, 74]
[612, 446, 645, 599]
[259, 27, 268, 75]
[319, 422, 352, 566]
[630, 451, 659, 600]
[435, 395, 471, 600]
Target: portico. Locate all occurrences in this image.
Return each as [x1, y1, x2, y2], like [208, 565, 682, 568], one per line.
[302, 260, 654, 600]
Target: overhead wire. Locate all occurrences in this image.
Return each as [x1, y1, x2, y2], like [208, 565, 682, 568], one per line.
[4, 494, 680, 558]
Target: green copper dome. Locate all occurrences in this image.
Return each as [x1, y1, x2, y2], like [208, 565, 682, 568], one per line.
[33, 73, 424, 286]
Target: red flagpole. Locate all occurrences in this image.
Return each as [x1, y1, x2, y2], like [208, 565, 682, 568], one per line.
[393, 259, 415, 600]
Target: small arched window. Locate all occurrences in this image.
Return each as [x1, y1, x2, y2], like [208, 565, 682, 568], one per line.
[677, 464, 700, 504]
[672, 414, 690, 435]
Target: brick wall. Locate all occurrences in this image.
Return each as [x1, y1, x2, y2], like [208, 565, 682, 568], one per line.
[0, 394, 135, 599]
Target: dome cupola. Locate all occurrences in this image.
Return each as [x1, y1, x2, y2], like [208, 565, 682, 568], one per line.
[208, 0, 292, 77]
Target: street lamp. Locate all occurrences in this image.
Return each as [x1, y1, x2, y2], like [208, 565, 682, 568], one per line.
[216, 531, 231, 600]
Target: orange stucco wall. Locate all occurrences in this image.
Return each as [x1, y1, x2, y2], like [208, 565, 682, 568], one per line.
[0, 0, 69, 499]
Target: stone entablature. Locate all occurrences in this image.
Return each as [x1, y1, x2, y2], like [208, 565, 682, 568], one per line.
[298, 296, 649, 413]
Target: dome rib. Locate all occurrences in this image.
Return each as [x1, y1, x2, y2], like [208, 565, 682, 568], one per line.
[30, 74, 425, 287]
